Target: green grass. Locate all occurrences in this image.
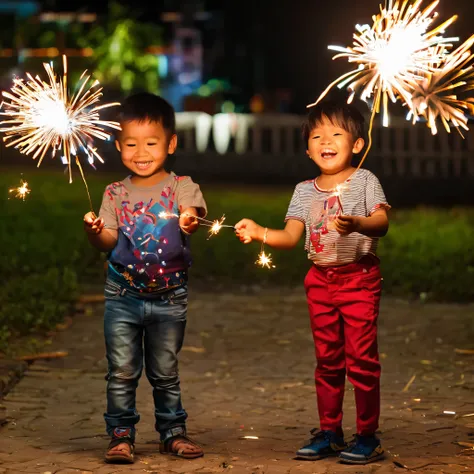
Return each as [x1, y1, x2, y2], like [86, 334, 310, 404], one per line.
[0, 167, 473, 352]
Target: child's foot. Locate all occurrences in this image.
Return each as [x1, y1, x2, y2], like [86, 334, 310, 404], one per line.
[295, 429, 346, 460]
[104, 438, 135, 464]
[160, 430, 204, 459]
[339, 434, 384, 464]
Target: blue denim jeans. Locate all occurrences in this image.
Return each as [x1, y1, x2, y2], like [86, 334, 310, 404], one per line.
[103, 277, 188, 441]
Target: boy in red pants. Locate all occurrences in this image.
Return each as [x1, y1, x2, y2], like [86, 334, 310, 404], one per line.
[235, 100, 390, 465]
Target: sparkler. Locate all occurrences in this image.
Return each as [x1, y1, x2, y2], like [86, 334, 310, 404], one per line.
[0, 55, 121, 212]
[408, 34, 474, 135]
[256, 248, 275, 269]
[8, 178, 30, 201]
[256, 227, 275, 269]
[159, 211, 234, 238]
[308, 0, 474, 170]
[206, 215, 234, 238]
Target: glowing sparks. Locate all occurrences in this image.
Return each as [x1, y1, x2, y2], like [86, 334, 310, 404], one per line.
[8, 179, 30, 201]
[309, 0, 474, 168]
[0, 55, 121, 210]
[408, 34, 474, 134]
[159, 211, 234, 238]
[256, 250, 275, 269]
[159, 211, 179, 219]
[208, 216, 227, 237]
[330, 182, 349, 215]
[191, 214, 234, 239]
[332, 182, 349, 199]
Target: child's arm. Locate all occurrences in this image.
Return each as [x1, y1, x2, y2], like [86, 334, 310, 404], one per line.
[335, 209, 389, 237]
[176, 177, 207, 235]
[234, 218, 304, 249]
[83, 212, 118, 251]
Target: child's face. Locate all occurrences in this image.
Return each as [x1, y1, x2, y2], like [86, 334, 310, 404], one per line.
[115, 119, 177, 178]
[306, 118, 364, 175]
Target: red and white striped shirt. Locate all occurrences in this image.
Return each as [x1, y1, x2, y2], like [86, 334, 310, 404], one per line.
[285, 168, 390, 266]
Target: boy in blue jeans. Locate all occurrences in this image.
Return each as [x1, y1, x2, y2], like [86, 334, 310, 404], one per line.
[84, 92, 207, 464]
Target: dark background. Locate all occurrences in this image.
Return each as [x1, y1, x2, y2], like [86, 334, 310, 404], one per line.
[37, 0, 474, 111]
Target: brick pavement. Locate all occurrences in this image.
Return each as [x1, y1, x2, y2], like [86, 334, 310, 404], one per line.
[1, 286, 473, 473]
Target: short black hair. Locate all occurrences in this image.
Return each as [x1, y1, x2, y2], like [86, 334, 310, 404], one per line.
[302, 100, 365, 144]
[118, 92, 176, 135]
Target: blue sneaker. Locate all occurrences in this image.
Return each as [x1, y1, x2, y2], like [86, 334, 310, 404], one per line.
[339, 434, 385, 464]
[295, 429, 346, 460]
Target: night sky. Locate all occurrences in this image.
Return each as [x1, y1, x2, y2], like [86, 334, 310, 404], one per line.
[38, 0, 474, 111]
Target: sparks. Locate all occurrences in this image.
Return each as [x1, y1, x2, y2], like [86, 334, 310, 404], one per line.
[256, 249, 275, 269]
[409, 34, 474, 134]
[308, 0, 474, 170]
[186, 213, 234, 238]
[208, 216, 227, 237]
[159, 211, 179, 219]
[0, 55, 121, 211]
[309, 0, 458, 125]
[160, 210, 234, 239]
[8, 179, 30, 201]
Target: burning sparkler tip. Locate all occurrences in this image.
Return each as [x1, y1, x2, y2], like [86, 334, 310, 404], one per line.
[256, 250, 275, 269]
[8, 178, 31, 201]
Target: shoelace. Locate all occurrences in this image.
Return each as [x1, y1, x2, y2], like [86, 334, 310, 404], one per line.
[306, 429, 332, 444]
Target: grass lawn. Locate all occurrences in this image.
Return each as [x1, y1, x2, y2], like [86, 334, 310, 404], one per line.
[0, 166, 473, 352]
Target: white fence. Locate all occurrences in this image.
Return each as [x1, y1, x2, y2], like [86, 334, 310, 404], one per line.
[175, 112, 474, 178]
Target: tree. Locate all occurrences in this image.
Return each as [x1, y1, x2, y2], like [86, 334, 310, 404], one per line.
[80, 1, 162, 94]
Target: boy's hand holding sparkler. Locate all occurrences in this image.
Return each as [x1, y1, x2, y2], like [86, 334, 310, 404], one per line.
[84, 211, 105, 235]
[179, 207, 200, 235]
[83, 211, 118, 252]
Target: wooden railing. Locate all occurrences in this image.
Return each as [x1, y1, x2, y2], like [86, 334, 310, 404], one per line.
[175, 112, 474, 178]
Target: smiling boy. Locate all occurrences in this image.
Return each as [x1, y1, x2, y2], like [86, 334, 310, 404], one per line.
[83, 92, 206, 464]
[235, 100, 390, 465]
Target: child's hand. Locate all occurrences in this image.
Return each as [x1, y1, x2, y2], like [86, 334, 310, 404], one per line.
[179, 211, 199, 235]
[234, 219, 263, 244]
[84, 212, 104, 235]
[334, 215, 361, 236]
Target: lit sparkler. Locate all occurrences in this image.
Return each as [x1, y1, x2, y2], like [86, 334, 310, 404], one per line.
[308, 0, 474, 169]
[206, 215, 232, 238]
[159, 210, 234, 238]
[0, 55, 121, 211]
[408, 34, 474, 134]
[159, 211, 179, 219]
[256, 227, 275, 269]
[8, 178, 30, 201]
[256, 249, 275, 269]
[331, 182, 348, 210]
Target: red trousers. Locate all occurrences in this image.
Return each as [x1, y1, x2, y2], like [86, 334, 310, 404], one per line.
[304, 255, 382, 435]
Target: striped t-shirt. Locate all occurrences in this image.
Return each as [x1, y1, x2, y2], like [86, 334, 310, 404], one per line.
[285, 168, 390, 266]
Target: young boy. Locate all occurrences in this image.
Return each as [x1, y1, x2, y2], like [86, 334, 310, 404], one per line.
[235, 100, 390, 465]
[83, 92, 207, 464]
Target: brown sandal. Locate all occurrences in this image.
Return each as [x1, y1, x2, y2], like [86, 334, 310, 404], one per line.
[105, 437, 135, 464]
[160, 434, 204, 459]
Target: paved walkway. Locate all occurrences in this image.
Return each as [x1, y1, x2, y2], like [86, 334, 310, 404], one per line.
[1, 286, 473, 473]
